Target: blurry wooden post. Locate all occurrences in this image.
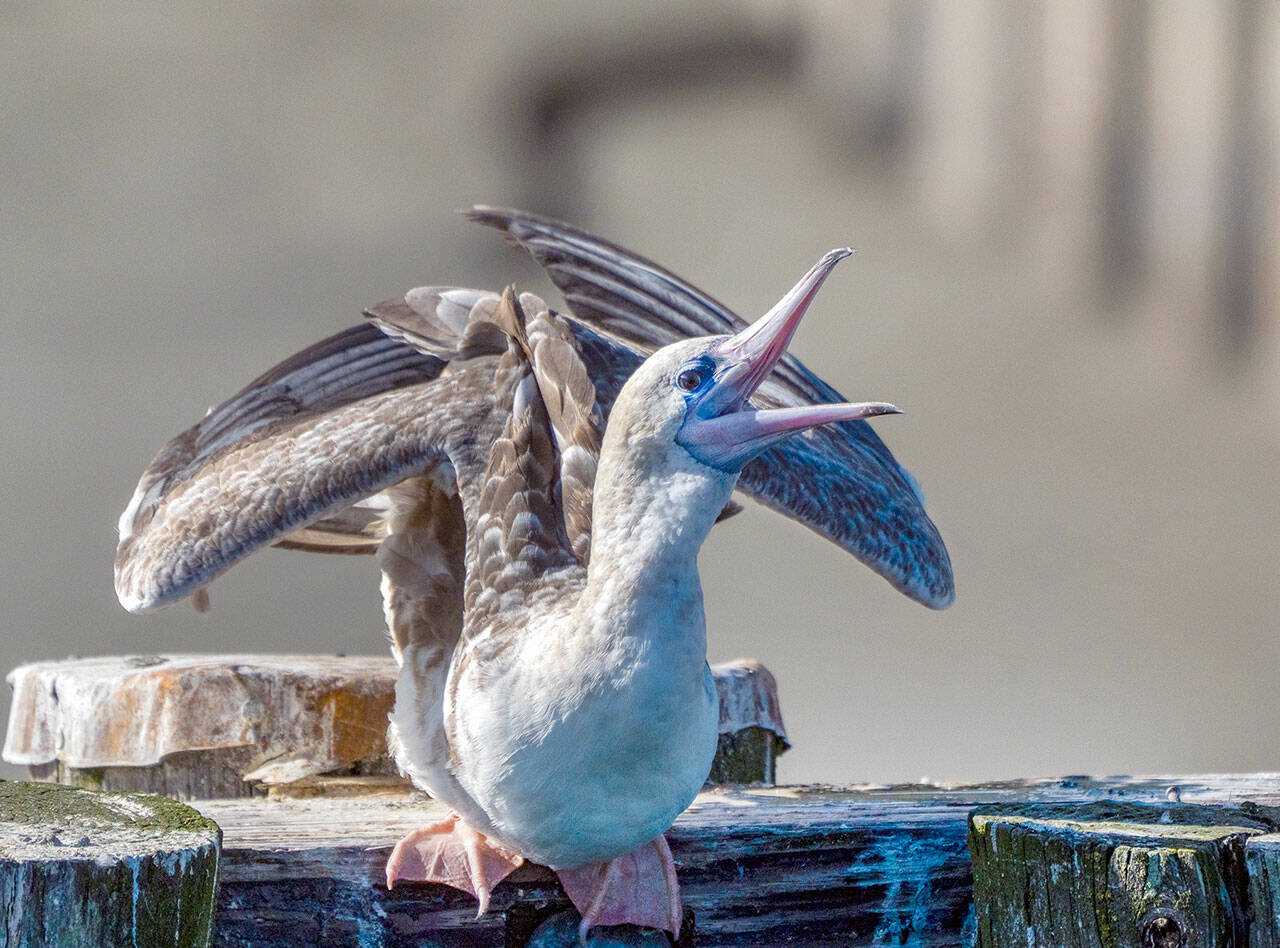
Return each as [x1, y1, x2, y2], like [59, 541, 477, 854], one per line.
[1255, 0, 1280, 417]
[4, 655, 787, 799]
[911, 0, 1005, 240]
[1032, 0, 1114, 289]
[800, 0, 914, 153]
[970, 802, 1263, 945]
[0, 781, 220, 947]
[1141, 0, 1235, 368]
[708, 660, 787, 784]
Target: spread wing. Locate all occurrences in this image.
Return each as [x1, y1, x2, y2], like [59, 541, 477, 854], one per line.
[117, 323, 444, 561]
[117, 209, 953, 613]
[466, 207, 954, 609]
[114, 352, 503, 613]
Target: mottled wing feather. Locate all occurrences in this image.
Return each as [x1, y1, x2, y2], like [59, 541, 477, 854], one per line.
[471, 210, 958, 608]
[739, 434, 953, 608]
[187, 323, 442, 466]
[117, 323, 442, 561]
[510, 294, 602, 564]
[366, 284, 603, 563]
[114, 366, 501, 612]
[464, 290, 579, 624]
[376, 475, 468, 660]
[365, 287, 509, 364]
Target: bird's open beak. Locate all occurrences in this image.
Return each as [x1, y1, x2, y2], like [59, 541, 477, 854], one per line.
[678, 249, 901, 471]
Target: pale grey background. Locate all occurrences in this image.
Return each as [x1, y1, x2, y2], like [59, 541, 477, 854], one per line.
[3, 3, 1278, 784]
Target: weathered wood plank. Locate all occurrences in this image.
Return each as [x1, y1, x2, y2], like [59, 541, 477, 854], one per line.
[0, 781, 221, 947]
[200, 786, 976, 947]
[196, 775, 1280, 947]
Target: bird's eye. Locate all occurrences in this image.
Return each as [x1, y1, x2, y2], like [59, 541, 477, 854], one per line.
[676, 367, 704, 392]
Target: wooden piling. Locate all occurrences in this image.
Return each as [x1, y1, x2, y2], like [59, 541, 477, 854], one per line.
[0, 781, 220, 947]
[969, 800, 1274, 946]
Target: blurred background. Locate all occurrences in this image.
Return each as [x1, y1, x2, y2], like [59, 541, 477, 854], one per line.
[2, 2, 1278, 785]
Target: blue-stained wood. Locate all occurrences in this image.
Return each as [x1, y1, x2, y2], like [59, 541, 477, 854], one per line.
[196, 775, 1280, 947]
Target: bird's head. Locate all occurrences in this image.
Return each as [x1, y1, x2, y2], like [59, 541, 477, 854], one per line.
[606, 249, 901, 478]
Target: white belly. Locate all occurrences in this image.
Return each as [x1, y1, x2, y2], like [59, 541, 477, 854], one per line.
[451, 636, 720, 868]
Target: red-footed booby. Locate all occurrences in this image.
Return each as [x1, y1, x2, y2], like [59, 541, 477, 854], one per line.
[114, 210, 953, 939]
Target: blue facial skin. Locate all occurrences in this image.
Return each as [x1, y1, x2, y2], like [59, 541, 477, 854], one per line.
[673, 356, 717, 403]
[673, 353, 748, 473]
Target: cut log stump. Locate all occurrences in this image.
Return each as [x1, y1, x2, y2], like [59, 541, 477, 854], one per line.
[969, 801, 1271, 947]
[0, 780, 221, 947]
[3, 655, 400, 799]
[4, 655, 787, 798]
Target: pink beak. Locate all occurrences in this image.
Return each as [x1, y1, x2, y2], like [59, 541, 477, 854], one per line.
[677, 249, 900, 471]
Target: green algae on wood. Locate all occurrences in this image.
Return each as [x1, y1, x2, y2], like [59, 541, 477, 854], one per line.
[970, 802, 1262, 947]
[705, 726, 782, 784]
[0, 780, 221, 947]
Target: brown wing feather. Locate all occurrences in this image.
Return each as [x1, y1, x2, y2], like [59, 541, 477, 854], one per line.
[465, 289, 578, 623]
[509, 294, 603, 564]
[365, 287, 508, 364]
[114, 365, 503, 613]
[376, 476, 467, 660]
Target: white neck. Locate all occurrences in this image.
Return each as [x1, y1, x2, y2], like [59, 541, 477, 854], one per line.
[576, 440, 737, 650]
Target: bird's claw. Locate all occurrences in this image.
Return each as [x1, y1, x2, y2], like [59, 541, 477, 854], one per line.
[385, 811, 523, 915]
[556, 834, 682, 940]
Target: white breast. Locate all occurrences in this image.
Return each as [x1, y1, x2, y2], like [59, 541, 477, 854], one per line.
[448, 595, 719, 869]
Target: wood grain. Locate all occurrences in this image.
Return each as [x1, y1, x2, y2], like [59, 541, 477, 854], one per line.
[197, 775, 1280, 946]
[970, 802, 1265, 947]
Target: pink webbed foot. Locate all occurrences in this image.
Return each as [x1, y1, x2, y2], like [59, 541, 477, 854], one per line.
[386, 811, 524, 915]
[555, 834, 682, 941]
